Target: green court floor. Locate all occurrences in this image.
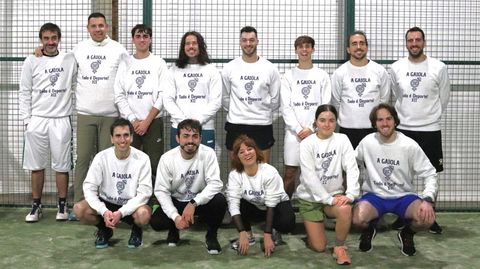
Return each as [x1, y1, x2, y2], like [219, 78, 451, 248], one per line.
[0, 208, 477, 269]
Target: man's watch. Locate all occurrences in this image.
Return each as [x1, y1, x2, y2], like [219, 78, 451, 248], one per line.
[189, 199, 197, 207]
[423, 197, 435, 203]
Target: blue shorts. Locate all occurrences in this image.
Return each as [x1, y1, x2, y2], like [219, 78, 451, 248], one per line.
[359, 193, 419, 220]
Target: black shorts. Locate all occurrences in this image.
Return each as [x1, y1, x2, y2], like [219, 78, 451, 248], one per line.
[225, 122, 275, 150]
[339, 126, 375, 149]
[397, 129, 444, 172]
[100, 198, 134, 224]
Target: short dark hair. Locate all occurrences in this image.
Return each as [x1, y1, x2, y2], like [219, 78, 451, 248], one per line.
[315, 104, 338, 123]
[231, 135, 264, 173]
[110, 118, 134, 136]
[175, 31, 211, 68]
[88, 12, 106, 24]
[347, 30, 368, 47]
[369, 103, 400, 129]
[405, 26, 425, 41]
[39, 23, 61, 40]
[294, 35, 315, 49]
[131, 24, 152, 38]
[177, 119, 202, 137]
[240, 26, 257, 37]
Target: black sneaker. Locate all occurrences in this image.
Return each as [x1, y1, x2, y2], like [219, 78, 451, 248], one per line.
[429, 221, 443, 234]
[167, 229, 180, 247]
[359, 224, 376, 252]
[95, 228, 113, 249]
[391, 217, 405, 230]
[128, 227, 143, 248]
[398, 227, 416, 256]
[205, 233, 222, 255]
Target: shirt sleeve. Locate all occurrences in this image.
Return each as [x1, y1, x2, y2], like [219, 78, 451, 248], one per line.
[154, 156, 180, 221]
[379, 67, 392, 104]
[163, 68, 187, 123]
[114, 58, 136, 121]
[269, 67, 281, 111]
[19, 57, 33, 124]
[153, 59, 170, 111]
[118, 155, 153, 217]
[193, 150, 223, 205]
[341, 138, 360, 201]
[263, 167, 287, 208]
[195, 66, 222, 125]
[330, 70, 342, 112]
[280, 73, 302, 133]
[226, 171, 243, 216]
[221, 67, 231, 111]
[438, 64, 451, 114]
[299, 140, 334, 205]
[83, 155, 109, 216]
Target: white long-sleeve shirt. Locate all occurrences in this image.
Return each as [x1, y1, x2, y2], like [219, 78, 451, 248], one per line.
[163, 63, 222, 129]
[296, 132, 360, 205]
[155, 144, 224, 221]
[222, 56, 281, 125]
[390, 56, 451, 131]
[19, 52, 77, 125]
[281, 66, 332, 134]
[73, 37, 128, 117]
[331, 60, 391, 128]
[226, 163, 289, 216]
[356, 132, 438, 200]
[114, 53, 169, 121]
[83, 147, 153, 217]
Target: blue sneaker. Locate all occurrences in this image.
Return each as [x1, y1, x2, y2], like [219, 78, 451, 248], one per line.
[68, 211, 78, 221]
[95, 228, 113, 249]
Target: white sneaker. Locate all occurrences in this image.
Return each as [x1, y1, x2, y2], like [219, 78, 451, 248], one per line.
[56, 205, 69, 221]
[230, 235, 256, 250]
[25, 204, 42, 223]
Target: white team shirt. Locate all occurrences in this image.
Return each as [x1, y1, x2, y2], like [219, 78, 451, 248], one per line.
[163, 63, 222, 129]
[222, 56, 281, 125]
[114, 53, 169, 121]
[83, 147, 153, 217]
[226, 163, 289, 216]
[296, 132, 360, 205]
[73, 37, 128, 117]
[331, 60, 391, 128]
[155, 144, 224, 221]
[356, 132, 438, 200]
[281, 66, 332, 134]
[19, 52, 77, 125]
[390, 56, 451, 131]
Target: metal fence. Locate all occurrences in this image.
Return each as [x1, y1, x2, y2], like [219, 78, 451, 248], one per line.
[1, 0, 479, 210]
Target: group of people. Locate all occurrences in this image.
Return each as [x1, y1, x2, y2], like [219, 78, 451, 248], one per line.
[19, 11, 450, 265]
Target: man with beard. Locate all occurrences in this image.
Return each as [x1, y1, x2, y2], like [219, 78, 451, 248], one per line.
[331, 31, 391, 149]
[150, 119, 227, 255]
[389, 26, 450, 234]
[164, 31, 222, 150]
[222, 26, 281, 163]
[353, 103, 438, 256]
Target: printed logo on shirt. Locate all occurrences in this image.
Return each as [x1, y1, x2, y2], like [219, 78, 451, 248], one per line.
[179, 170, 199, 199]
[373, 158, 404, 190]
[301, 85, 312, 99]
[136, 75, 146, 89]
[90, 60, 101, 74]
[112, 172, 132, 195]
[49, 72, 60, 87]
[188, 78, 198, 92]
[244, 189, 264, 204]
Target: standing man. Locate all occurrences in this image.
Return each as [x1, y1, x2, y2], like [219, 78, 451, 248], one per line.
[115, 24, 169, 182]
[72, 12, 129, 217]
[163, 31, 222, 150]
[222, 26, 281, 163]
[390, 26, 451, 233]
[281, 35, 332, 198]
[353, 103, 438, 256]
[74, 118, 152, 249]
[331, 31, 391, 149]
[150, 119, 227, 255]
[20, 23, 77, 222]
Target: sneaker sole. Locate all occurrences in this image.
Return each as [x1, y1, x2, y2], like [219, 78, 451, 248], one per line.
[127, 243, 142, 249]
[167, 242, 178, 247]
[205, 243, 221, 255]
[96, 244, 109, 249]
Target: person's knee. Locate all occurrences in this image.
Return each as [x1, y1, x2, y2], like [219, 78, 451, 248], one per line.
[73, 201, 89, 221]
[308, 239, 327, 253]
[336, 204, 352, 220]
[134, 206, 151, 226]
